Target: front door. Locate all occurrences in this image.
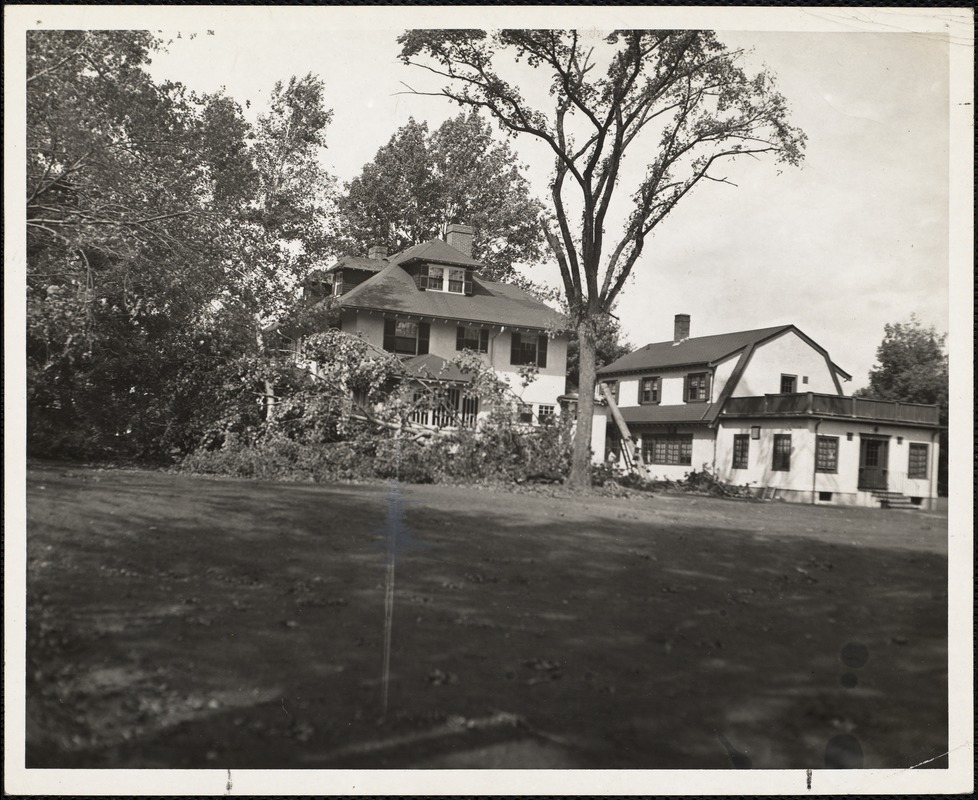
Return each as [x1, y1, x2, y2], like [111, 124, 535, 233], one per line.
[858, 437, 889, 490]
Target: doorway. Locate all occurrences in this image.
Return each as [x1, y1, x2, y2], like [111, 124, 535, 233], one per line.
[858, 437, 889, 490]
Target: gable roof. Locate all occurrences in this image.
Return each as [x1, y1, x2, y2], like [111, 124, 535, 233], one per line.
[338, 260, 567, 331]
[326, 255, 388, 274]
[599, 325, 792, 375]
[389, 238, 482, 269]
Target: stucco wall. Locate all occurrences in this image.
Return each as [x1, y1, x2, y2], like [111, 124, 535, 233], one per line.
[732, 330, 840, 397]
[341, 309, 568, 410]
[714, 419, 939, 501]
[614, 366, 708, 409]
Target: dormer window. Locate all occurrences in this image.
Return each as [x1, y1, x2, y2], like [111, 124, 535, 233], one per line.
[414, 263, 473, 294]
[429, 265, 466, 294]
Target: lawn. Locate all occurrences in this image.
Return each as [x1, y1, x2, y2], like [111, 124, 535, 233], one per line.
[24, 464, 948, 769]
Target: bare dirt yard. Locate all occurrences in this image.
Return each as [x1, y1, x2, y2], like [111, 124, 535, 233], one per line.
[24, 463, 948, 769]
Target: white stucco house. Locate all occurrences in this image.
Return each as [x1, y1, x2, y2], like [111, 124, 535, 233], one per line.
[295, 224, 569, 428]
[596, 315, 942, 509]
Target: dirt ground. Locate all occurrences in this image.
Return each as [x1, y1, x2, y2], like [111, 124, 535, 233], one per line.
[24, 464, 948, 769]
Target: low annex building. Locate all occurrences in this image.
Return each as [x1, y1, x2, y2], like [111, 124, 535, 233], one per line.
[300, 224, 569, 427]
[597, 315, 942, 509]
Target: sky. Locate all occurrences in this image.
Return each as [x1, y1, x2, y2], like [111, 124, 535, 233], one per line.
[136, 16, 959, 390]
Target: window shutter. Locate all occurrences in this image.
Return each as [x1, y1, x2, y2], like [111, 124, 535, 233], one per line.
[416, 263, 428, 290]
[705, 373, 712, 402]
[463, 274, 474, 296]
[456, 326, 465, 351]
[479, 328, 489, 353]
[383, 318, 396, 352]
[537, 334, 548, 368]
[638, 379, 644, 404]
[418, 322, 430, 355]
[683, 374, 690, 402]
[510, 332, 521, 365]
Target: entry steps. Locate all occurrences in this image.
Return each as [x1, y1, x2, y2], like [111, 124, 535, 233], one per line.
[870, 490, 920, 510]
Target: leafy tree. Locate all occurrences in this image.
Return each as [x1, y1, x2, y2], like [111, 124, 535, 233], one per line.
[399, 30, 806, 486]
[857, 316, 948, 409]
[25, 31, 336, 458]
[336, 111, 546, 281]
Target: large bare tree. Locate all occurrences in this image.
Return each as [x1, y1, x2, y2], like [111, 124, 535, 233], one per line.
[399, 29, 806, 487]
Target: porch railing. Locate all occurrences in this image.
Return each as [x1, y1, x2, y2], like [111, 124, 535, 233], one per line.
[722, 393, 940, 426]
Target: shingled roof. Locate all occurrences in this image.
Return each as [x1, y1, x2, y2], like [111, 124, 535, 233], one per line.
[389, 239, 482, 269]
[338, 244, 567, 331]
[599, 325, 793, 375]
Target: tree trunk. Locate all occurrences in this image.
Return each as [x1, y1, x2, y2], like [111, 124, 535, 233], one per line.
[567, 320, 597, 488]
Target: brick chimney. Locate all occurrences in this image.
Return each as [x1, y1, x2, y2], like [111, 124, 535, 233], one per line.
[368, 244, 387, 260]
[445, 223, 474, 258]
[674, 314, 690, 344]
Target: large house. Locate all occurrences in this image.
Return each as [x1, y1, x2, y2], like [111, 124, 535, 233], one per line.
[597, 315, 942, 509]
[301, 224, 569, 426]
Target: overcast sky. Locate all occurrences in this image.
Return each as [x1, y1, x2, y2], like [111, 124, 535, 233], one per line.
[26, 8, 963, 389]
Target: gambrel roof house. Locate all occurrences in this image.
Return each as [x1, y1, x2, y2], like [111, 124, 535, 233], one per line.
[597, 315, 942, 509]
[302, 224, 569, 428]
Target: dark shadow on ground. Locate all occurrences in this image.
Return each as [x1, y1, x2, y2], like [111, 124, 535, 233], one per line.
[25, 465, 948, 769]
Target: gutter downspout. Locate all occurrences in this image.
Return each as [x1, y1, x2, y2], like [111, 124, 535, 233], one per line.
[811, 418, 822, 505]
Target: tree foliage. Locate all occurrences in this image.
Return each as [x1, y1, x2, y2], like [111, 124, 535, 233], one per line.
[25, 31, 335, 459]
[336, 111, 546, 281]
[399, 29, 806, 485]
[857, 316, 948, 412]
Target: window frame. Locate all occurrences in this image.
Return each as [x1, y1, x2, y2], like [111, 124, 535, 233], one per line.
[732, 433, 749, 469]
[772, 433, 792, 472]
[510, 332, 548, 368]
[639, 376, 660, 405]
[685, 372, 710, 403]
[456, 325, 489, 353]
[601, 379, 619, 403]
[383, 317, 430, 356]
[815, 435, 839, 473]
[537, 404, 556, 425]
[907, 443, 928, 479]
[642, 434, 694, 466]
[780, 374, 797, 394]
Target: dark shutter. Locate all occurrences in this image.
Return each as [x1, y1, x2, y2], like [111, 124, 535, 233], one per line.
[638, 378, 644, 404]
[463, 273, 474, 296]
[418, 322, 430, 355]
[510, 332, 521, 365]
[537, 334, 548, 368]
[416, 263, 429, 290]
[683, 374, 690, 402]
[704, 372, 712, 401]
[383, 318, 396, 352]
[479, 328, 489, 353]
[456, 325, 465, 351]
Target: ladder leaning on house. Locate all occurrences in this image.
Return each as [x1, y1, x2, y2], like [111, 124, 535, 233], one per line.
[599, 382, 641, 475]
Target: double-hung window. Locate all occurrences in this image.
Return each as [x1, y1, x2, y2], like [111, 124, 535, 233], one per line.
[601, 380, 619, 403]
[908, 443, 928, 478]
[815, 436, 839, 473]
[685, 372, 710, 403]
[383, 318, 430, 356]
[772, 433, 792, 471]
[419, 265, 471, 294]
[639, 376, 660, 404]
[456, 325, 489, 353]
[780, 374, 797, 394]
[732, 434, 749, 469]
[510, 332, 548, 368]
